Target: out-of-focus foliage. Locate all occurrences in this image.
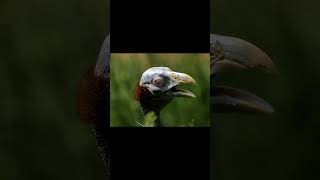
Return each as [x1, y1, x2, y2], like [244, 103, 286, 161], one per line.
[142, 112, 157, 127]
[212, 0, 320, 180]
[111, 54, 210, 127]
[0, 0, 109, 180]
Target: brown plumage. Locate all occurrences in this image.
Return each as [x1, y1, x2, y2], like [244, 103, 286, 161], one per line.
[77, 66, 110, 124]
[134, 83, 153, 102]
[76, 35, 110, 178]
[76, 65, 110, 177]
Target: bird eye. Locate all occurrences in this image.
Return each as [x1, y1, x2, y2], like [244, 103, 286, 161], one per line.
[153, 76, 164, 87]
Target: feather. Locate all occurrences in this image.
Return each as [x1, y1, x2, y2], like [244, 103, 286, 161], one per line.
[134, 83, 153, 101]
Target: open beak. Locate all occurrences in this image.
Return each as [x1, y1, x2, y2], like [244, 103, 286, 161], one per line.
[168, 71, 196, 98]
[211, 34, 278, 114]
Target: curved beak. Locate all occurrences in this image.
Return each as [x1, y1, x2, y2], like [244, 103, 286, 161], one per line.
[95, 35, 110, 78]
[168, 71, 196, 98]
[211, 34, 277, 114]
[169, 72, 196, 85]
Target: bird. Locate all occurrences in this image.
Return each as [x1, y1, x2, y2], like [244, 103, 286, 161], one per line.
[134, 67, 196, 127]
[77, 35, 110, 177]
[75, 33, 277, 178]
[210, 34, 278, 115]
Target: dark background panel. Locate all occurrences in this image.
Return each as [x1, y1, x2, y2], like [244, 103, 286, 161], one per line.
[110, 128, 210, 180]
[0, 0, 109, 179]
[111, 0, 209, 53]
[212, 0, 320, 179]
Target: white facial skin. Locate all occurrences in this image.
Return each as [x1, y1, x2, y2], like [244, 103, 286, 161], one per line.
[140, 67, 196, 94]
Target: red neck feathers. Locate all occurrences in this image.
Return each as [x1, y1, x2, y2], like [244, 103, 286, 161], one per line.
[134, 83, 153, 101]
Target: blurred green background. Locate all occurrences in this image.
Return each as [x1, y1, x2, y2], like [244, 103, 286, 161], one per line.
[212, 0, 320, 179]
[111, 54, 210, 127]
[0, 0, 109, 180]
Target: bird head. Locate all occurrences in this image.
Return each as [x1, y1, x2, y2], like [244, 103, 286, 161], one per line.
[211, 34, 278, 114]
[134, 67, 196, 114]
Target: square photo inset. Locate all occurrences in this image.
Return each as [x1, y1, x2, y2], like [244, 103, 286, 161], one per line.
[110, 53, 210, 127]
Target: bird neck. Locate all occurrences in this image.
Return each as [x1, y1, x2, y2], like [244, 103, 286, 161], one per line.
[91, 122, 109, 177]
[154, 111, 161, 127]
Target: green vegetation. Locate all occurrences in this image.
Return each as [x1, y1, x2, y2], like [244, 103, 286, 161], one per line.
[110, 54, 210, 127]
[142, 112, 157, 127]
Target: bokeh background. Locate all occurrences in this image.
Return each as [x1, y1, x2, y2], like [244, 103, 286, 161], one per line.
[0, 0, 109, 179]
[111, 54, 210, 127]
[212, 0, 320, 179]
